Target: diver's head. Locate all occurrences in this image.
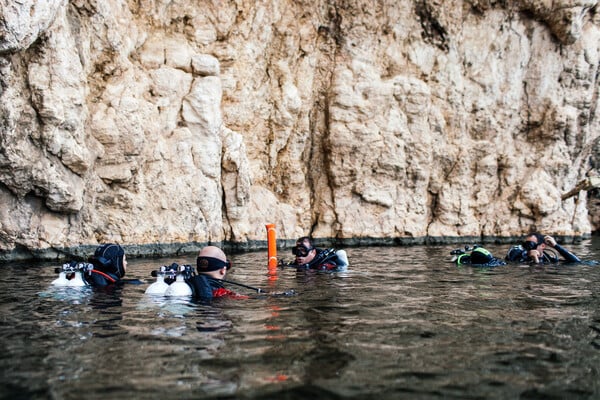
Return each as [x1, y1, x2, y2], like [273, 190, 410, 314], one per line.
[523, 232, 545, 253]
[293, 236, 317, 264]
[91, 243, 127, 277]
[196, 246, 231, 279]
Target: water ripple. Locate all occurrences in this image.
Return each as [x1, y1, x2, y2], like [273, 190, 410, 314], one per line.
[1, 242, 599, 399]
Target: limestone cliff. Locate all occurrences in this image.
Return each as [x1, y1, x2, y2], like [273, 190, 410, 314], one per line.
[1, 0, 599, 259]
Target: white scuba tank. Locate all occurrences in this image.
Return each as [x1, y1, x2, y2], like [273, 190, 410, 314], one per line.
[335, 250, 349, 267]
[164, 266, 192, 297]
[145, 272, 169, 295]
[51, 271, 70, 286]
[67, 270, 88, 287]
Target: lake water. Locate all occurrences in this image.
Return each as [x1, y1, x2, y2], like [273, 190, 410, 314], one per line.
[1, 239, 599, 399]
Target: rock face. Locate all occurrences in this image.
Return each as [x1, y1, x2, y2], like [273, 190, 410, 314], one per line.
[1, 0, 599, 259]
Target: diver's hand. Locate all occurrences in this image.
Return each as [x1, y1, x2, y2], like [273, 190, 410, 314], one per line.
[544, 235, 557, 247]
[529, 249, 541, 264]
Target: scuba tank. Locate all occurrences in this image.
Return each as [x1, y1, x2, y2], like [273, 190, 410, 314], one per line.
[145, 265, 171, 295]
[52, 271, 70, 286]
[68, 270, 88, 287]
[52, 262, 93, 286]
[164, 264, 193, 297]
[335, 250, 349, 267]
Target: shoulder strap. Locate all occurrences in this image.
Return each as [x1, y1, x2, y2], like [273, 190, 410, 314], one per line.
[90, 269, 117, 283]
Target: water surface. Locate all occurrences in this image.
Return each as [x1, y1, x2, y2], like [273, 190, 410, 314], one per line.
[1, 240, 599, 399]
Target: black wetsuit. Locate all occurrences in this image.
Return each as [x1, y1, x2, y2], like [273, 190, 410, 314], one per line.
[186, 275, 237, 300]
[505, 244, 581, 264]
[292, 248, 345, 271]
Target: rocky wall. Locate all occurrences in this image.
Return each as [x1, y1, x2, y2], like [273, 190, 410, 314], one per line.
[0, 0, 599, 260]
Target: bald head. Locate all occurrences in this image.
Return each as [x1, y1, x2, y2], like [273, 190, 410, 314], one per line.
[198, 246, 226, 262]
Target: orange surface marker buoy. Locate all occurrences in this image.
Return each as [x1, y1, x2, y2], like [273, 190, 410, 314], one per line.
[266, 223, 278, 271]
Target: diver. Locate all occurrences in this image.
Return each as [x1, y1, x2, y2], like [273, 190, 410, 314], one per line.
[146, 245, 295, 299]
[450, 245, 506, 267]
[286, 236, 349, 271]
[186, 246, 244, 300]
[146, 246, 246, 300]
[86, 243, 128, 286]
[52, 243, 128, 287]
[505, 232, 581, 264]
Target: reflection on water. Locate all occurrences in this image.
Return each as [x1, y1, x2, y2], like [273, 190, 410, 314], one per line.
[1, 240, 600, 399]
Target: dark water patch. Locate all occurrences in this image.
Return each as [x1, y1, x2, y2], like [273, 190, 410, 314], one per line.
[1, 241, 599, 399]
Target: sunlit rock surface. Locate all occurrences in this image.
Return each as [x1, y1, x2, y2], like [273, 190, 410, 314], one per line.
[1, 0, 599, 259]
